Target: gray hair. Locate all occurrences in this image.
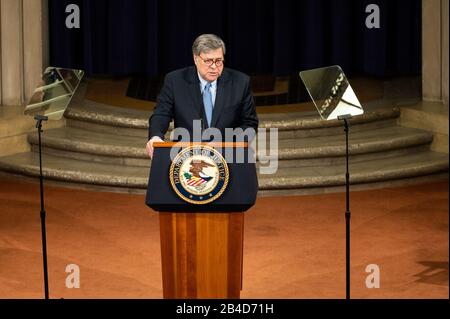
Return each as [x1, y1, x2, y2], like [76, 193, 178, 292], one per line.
[192, 34, 226, 56]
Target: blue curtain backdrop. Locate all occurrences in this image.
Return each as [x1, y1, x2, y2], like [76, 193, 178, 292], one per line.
[48, 0, 421, 77]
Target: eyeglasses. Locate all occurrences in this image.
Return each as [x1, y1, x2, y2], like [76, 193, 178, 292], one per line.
[198, 55, 224, 67]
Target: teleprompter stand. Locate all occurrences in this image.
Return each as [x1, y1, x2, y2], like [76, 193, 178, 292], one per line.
[338, 113, 352, 300]
[35, 114, 49, 299]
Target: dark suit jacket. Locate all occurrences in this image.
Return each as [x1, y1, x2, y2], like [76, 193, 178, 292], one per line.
[148, 66, 259, 141]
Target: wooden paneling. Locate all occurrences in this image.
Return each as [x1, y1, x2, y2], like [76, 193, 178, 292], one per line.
[159, 212, 244, 299]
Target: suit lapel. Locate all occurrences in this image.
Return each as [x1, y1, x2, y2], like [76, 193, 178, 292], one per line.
[186, 67, 208, 128]
[211, 70, 230, 128]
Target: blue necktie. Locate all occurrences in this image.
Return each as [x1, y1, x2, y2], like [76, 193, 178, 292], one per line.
[203, 83, 213, 127]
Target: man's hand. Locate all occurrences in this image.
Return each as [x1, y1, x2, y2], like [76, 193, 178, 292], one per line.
[146, 136, 164, 158]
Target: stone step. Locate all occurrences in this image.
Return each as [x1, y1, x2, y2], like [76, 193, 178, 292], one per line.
[31, 142, 432, 170]
[272, 126, 433, 159]
[64, 98, 401, 139]
[257, 144, 431, 169]
[66, 116, 400, 140]
[64, 98, 150, 130]
[258, 151, 449, 190]
[26, 125, 433, 168]
[0, 152, 146, 188]
[0, 150, 447, 191]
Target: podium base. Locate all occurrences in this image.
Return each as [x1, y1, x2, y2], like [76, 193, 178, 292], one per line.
[159, 212, 244, 299]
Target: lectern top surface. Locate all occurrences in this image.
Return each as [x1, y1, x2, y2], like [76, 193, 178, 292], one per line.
[153, 142, 248, 148]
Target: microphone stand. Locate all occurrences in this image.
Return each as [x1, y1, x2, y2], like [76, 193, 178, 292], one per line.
[35, 114, 49, 299]
[338, 114, 352, 300]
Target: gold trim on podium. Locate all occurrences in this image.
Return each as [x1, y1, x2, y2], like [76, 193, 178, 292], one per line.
[153, 142, 248, 148]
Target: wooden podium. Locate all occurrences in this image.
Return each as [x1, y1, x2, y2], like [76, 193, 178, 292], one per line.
[146, 142, 258, 299]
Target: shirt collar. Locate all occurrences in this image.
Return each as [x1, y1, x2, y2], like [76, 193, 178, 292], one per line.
[197, 72, 217, 90]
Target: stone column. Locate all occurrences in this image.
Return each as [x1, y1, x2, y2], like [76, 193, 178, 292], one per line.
[0, 0, 24, 106]
[422, 0, 449, 106]
[441, 0, 449, 107]
[400, 0, 449, 154]
[0, 0, 48, 106]
[23, 0, 49, 106]
[0, 0, 53, 157]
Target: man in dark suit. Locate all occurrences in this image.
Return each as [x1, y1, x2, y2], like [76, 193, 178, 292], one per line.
[146, 34, 259, 157]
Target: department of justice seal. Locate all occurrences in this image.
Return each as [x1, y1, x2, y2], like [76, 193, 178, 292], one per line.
[169, 145, 229, 205]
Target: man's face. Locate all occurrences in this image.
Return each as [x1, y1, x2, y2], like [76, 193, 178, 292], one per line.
[194, 48, 224, 82]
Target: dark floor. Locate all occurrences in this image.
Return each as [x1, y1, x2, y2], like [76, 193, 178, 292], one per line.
[0, 178, 448, 299]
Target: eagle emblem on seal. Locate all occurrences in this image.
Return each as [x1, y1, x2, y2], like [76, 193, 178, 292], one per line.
[170, 145, 229, 204]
